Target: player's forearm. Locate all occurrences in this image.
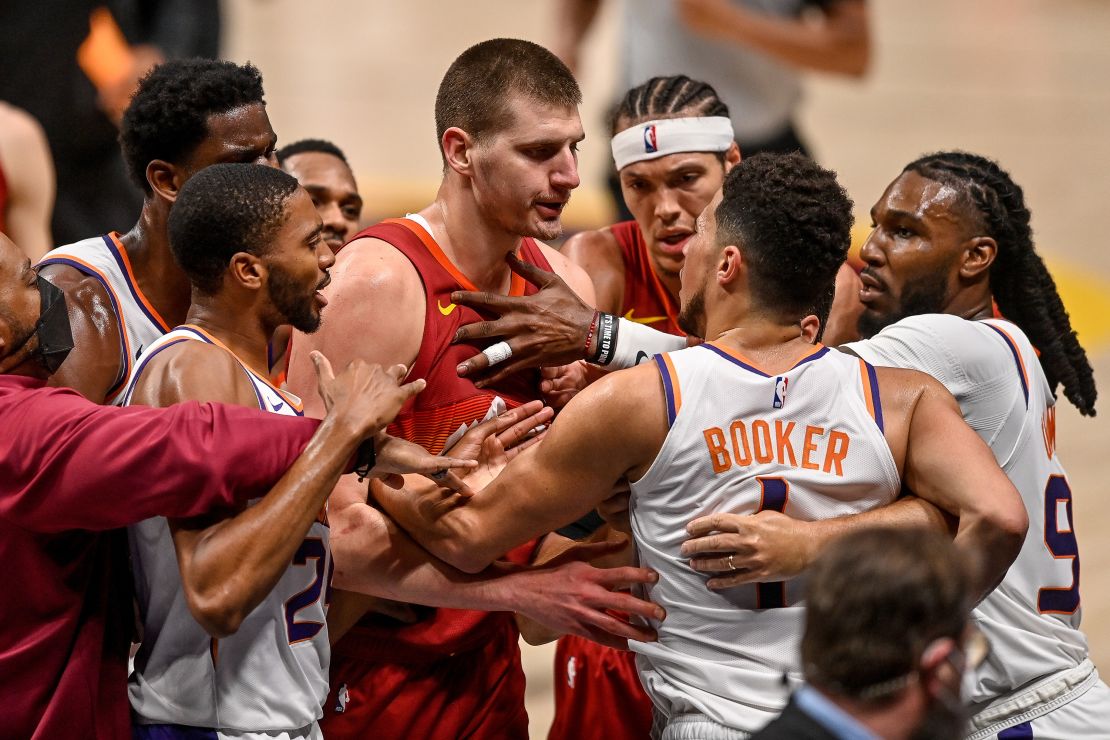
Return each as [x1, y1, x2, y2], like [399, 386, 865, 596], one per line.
[178, 418, 360, 636]
[329, 502, 522, 610]
[715, 2, 870, 77]
[372, 476, 495, 572]
[952, 501, 1027, 603]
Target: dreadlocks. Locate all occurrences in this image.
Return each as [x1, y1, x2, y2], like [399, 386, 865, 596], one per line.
[905, 151, 1096, 416]
[609, 75, 729, 135]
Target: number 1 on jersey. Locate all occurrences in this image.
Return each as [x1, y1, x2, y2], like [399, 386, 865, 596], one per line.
[755, 477, 790, 609]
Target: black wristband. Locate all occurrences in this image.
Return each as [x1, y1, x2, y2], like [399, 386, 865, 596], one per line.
[593, 312, 618, 365]
[353, 437, 377, 482]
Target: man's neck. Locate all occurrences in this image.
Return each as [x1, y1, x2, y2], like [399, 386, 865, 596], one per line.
[705, 311, 815, 369]
[421, 182, 526, 294]
[185, 300, 271, 377]
[649, 254, 681, 303]
[816, 688, 922, 740]
[943, 284, 994, 322]
[117, 201, 194, 326]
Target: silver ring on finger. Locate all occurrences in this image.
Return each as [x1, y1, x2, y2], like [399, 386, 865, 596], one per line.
[482, 341, 513, 367]
[727, 554, 736, 571]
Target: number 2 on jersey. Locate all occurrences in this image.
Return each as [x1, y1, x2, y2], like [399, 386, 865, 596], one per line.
[284, 537, 333, 643]
[755, 476, 789, 609]
[1039, 475, 1080, 614]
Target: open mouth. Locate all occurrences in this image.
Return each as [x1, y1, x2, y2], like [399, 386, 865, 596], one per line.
[534, 200, 567, 219]
[656, 231, 692, 254]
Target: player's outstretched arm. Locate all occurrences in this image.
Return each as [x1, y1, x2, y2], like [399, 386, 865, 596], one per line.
[375, 363, 669, 573]
[131, 345, 428, 638]
[899, 371, 1028, 601]
[453, 254, 686, 382]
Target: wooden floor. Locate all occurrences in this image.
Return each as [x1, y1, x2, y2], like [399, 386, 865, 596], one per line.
[222, 1, 1110, 735]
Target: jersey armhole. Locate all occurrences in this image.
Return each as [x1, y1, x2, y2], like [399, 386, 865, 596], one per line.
[653, 353, 682, 427]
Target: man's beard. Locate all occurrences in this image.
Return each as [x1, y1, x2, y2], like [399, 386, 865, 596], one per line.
[678, 283, 707, 338]
[858, 272, 948, 339]
[268, 266, 322, 334]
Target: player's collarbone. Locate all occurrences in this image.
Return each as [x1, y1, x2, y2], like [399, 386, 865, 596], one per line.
[702, 418, 851, 477]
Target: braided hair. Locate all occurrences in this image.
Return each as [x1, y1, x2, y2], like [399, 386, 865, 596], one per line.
[905, 152, 1096, 416]
[609, 75, 729, 135]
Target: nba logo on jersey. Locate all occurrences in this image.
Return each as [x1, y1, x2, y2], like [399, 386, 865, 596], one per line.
[773, 376, 788, 409]
[643, 124, 658, 153]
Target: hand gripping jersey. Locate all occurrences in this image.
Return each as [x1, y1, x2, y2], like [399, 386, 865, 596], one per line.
[845, 315, 1107, 735]
[122, 326, 331, 734]
[611, 220, 683, 336]
[39, 233, 172, 404]
[322, 215, 550, 739]
[630, 342, 900, 732]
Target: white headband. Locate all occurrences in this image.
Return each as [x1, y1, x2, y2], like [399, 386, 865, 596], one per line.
[611, 116, 735, 170]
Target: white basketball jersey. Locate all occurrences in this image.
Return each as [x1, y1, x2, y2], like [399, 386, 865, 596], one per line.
[38, 233, 171, 405]
[846, 315, 1088, 708]
[629, 342, 900, 732]
[123, 325, 331, 732]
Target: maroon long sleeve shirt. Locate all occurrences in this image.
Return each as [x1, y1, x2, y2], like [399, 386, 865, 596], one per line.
[0, 374, 322, 740]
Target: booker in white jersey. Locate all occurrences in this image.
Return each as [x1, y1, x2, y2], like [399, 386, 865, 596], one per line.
[38, 233, 171, 404]
[630, 342, 900, 733]
[123, 325, 331, 736]
[846, 315, 1109, 738]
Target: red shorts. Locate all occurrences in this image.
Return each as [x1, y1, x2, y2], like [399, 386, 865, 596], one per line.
[548, 634, 654, 740]
[322, 617, 529, 739]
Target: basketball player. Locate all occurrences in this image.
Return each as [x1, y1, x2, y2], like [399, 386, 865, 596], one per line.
[285, 38, 661, 739]
[692, 153, 1109, 739]
[549, 75, 740, 740]
[0, 101, 54, 260]
[375, 153, 1028, 738]
[277, 138, 363, 255]
[38, 58, 279, 405]
[120, 163, 479, 738]
[271, 138, 364, 382]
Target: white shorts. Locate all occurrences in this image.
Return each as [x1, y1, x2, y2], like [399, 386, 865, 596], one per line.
[967, 660, 1110, 740]
[656, 714, 751, 740]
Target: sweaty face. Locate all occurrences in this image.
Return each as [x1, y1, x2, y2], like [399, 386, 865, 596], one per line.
[281, 151, 363, 253]
[857, 171, 971, 338]
[179, 103, 279, 182]
[620, 151, 727, 279]
[262, 189, 335, 334]
[0, 234, 42, 367]
[469, 93, 584, 241]
[677, 191, 723, 338]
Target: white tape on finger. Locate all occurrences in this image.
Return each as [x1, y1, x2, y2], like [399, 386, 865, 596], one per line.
[482, 341, 513, 367]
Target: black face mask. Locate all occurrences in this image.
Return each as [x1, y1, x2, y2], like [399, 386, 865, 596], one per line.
[8, 276, 75, 374]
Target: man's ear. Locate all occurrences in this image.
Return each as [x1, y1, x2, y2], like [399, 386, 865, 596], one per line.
[147, 160, 185, 204]
[724, 141, 741, 170]
[717, 244, 743, 287]
[959, 235, 997, 281]
[229, 253, 265, 291]
[442, 127, 476, 177]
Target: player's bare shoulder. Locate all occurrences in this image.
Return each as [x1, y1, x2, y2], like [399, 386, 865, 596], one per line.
[870, 364, 960, 468]
[129, 338, 256, 409]
[37, 263, 125, 401]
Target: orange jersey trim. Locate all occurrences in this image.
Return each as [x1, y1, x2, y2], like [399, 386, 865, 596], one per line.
[182, 324, 305, 412]
[383, 218, 528, 297]
[107, 232, 172, 332]
[705, 341, 827, 378]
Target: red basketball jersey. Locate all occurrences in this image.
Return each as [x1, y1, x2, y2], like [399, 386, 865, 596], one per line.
[611, 220, 683, 337]
[335, 216, 547, 657]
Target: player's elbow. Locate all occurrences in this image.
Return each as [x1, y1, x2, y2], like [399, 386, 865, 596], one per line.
[986, 483, 1029, 551]
[438, 538, 493, 575]
[187, 596, 248, 639]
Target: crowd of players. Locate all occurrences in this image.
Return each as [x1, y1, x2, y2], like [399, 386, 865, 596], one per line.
[0, 35, 1107, 740]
